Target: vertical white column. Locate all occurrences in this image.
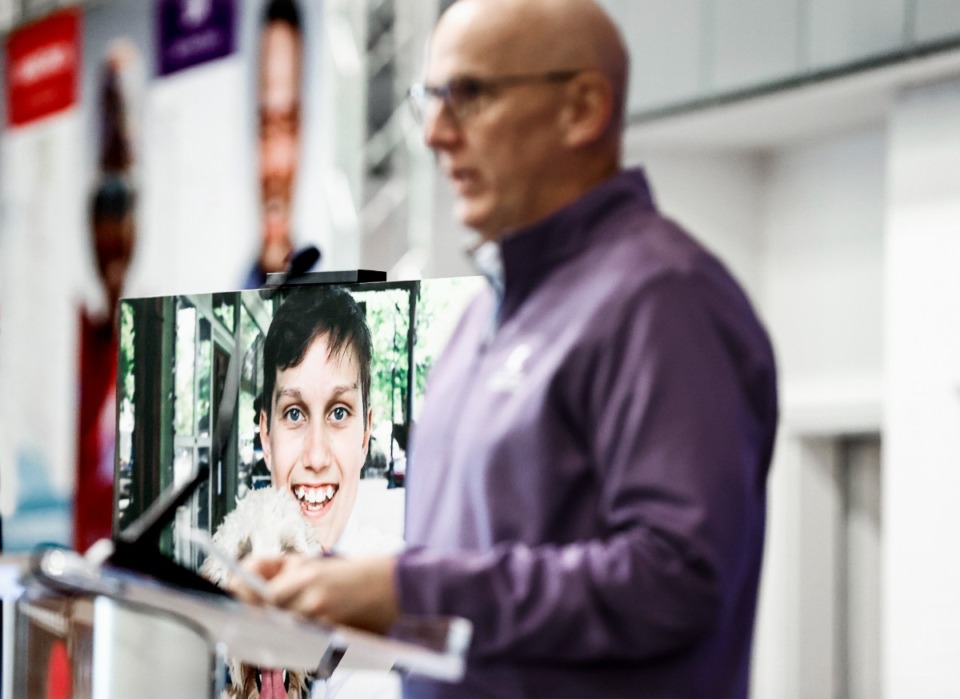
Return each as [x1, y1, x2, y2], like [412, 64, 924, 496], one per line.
[321, 0, 365, 271]
[885, 78, 960, 697]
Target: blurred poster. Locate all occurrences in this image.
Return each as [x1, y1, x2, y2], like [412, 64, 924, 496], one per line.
[0, 8, 85, 550]
[74, 39, 142, 553]
[6, 8, 79, 126]
[1, 3, 147, 553]
[0, 0, 334, 553]
[157, 0, 235, 76]
[248, 0, 304, 286]
[141, 0, 327, 296]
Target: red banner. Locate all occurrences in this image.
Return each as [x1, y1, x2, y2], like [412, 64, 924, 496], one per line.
[5, 8, 81, 127]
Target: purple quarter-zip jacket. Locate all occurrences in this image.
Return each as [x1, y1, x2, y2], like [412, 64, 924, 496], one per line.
[397, 168, 778, 698]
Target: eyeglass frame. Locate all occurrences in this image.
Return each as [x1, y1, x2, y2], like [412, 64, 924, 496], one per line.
[406, 70, 584, 124]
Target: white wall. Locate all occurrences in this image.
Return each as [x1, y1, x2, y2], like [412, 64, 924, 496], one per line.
[884, 79, 960, 698]
[755, 127, 886, 699]
[424, 170, 477, 279]
[761, 126, 886, 434]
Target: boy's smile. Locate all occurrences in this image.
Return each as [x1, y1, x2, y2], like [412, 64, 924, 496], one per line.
[260, 333, 372, 550]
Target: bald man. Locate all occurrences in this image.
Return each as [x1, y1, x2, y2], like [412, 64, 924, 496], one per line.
[236, 1, 778, 697]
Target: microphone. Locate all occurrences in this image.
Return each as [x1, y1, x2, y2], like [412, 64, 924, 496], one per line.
[260, 245, 322, 299]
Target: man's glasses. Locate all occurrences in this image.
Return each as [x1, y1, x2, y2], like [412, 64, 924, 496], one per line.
[406, 70, 582, 124]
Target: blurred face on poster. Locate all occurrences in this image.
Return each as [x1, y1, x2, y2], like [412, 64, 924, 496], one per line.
[92, 41, 139, 318]
[259, 333, 372, 551]
[92, 192, 136, 307]
[258, 10, 301, 274]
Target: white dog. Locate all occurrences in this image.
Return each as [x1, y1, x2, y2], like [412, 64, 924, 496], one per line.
[201, 487, 323, 699]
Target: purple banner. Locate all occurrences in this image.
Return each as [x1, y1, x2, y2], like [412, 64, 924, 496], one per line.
[157, 0, 235, 76]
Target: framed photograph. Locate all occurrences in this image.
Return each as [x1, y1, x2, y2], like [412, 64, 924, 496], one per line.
[116, 275, 482, 569]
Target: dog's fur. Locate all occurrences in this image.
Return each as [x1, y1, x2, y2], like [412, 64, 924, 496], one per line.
[201, 487, 323, 699]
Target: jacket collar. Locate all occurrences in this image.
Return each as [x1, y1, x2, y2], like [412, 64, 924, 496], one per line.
[493, 167, 656, 322]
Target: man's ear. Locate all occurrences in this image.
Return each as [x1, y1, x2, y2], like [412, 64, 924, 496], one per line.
[258, 409, 273, 473]
[561, 71, 614, 148]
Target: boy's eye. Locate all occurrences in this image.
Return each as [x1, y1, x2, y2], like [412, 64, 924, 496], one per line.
[284, 407, 304, 423]
[330, 406, 348, 422]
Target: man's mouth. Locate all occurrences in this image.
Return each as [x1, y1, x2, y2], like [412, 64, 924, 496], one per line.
[447, 167, 478, 193]
[293, 484, 337, 513]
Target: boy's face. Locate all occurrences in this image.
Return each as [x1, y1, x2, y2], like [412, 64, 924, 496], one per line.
[260, 332, 371, 551]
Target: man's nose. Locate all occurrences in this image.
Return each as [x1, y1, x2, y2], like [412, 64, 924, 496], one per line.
[423, 98, 460, 150]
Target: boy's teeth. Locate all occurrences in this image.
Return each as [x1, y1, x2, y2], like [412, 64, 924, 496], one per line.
[295, 486, 336, 504]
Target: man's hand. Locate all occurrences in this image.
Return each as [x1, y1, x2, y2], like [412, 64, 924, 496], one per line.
[231, 553, 401, 635]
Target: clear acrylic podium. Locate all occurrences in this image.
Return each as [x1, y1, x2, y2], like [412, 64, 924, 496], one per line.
[9, 547, 470, 698]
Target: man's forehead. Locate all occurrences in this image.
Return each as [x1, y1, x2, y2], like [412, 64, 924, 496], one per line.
[427, 4, 544, 79]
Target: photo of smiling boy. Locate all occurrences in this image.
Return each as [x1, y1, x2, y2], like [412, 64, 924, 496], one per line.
[259, 286, 373, 552]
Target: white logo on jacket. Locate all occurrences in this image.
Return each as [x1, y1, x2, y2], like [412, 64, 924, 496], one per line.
[487, 342, 533, 393]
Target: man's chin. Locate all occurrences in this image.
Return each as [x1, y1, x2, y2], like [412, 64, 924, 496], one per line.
[457, 205, 496, 239]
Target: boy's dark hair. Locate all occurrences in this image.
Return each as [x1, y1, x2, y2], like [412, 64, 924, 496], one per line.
[261, 286, 371, 428]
